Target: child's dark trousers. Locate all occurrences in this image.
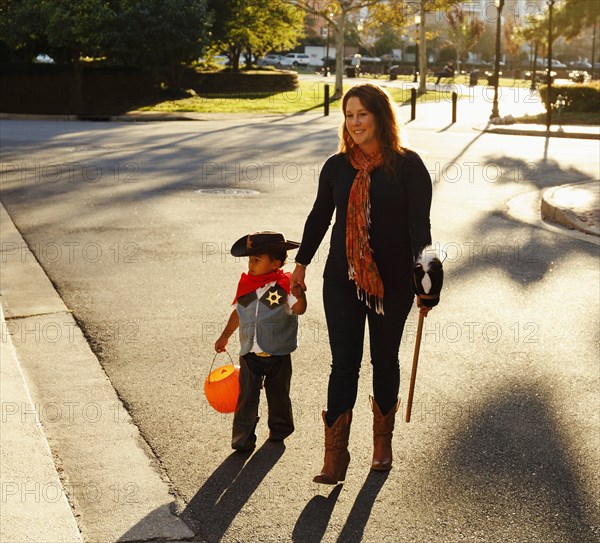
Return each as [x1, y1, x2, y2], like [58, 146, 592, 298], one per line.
[232, 352, 294, 451]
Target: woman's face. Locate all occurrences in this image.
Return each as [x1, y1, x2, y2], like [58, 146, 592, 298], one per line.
[345, 96, 378, 154]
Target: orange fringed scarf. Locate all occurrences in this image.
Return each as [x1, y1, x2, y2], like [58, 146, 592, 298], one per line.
[346, 146, 385, 314]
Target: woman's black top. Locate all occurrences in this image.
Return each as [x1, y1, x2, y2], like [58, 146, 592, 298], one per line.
[295, 150, 432, 291]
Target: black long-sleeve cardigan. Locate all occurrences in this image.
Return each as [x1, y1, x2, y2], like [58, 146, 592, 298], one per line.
[295, 150, 432, 292]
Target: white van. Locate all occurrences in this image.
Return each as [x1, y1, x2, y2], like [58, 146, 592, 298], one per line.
[280, 53, 310, 67]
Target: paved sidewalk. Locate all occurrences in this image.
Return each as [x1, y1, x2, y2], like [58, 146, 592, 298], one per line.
[541, 180, 600, 237]
[1, 303, 83, 543]
[0, 204, 194, 542]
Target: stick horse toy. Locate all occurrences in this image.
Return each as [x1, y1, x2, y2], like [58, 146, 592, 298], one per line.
[405, 252, 444, 423]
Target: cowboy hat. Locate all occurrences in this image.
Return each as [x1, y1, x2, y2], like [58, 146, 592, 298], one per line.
[230, 231, 300, 257]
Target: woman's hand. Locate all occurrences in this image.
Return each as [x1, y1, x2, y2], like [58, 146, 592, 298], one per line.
[290, 264, 307, 291]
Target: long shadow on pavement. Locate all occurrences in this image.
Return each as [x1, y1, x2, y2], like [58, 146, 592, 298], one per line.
[438, 383, 597, 542]
[292, 484, 343, 543]
[438, 155, 597, 287]
[336, 470, 390, 543]
[181, 441, 285, 541]
[291, 471, 390, 543]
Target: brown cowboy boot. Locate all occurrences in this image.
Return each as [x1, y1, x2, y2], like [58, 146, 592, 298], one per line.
[313, 410, 352, 484]
[371, 396, 399, 471]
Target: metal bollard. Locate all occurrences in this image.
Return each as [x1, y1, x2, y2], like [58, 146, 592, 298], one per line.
[410, 88, 417, 121]
[452, 91, 457, 123]
[324, 84, 330, 116]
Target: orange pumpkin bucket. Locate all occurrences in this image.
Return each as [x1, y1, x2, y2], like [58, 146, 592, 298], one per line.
[204, 352, 240, 413]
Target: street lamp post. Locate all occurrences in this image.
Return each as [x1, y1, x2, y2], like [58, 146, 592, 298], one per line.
[413, 15, 421, 83]
[545, 0, 555, 132]
[490, 0, 505, 120]
[325, 17, 331, 76]
[592, 22, 597, 81]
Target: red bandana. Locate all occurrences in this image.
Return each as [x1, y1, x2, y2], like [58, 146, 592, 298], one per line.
[232, 269, 291, 304]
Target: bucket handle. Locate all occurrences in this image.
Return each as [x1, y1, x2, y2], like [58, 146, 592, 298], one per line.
[208, 351, 235, 384]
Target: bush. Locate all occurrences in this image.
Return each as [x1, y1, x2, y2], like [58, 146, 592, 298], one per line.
[182, 70, 298, 94]
[539, 84, 600, 113]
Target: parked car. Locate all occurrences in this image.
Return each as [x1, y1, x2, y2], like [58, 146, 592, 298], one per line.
[279, 53, 310, 67]
[257, 54, 282, 66]
[199, 54, 250, 66]
[569, 70, 591, 83]
[34, 54, 54, 64]
[525, 69, 557, 84]
[535, 58, 566, 68]
[569, 61, 592, 70]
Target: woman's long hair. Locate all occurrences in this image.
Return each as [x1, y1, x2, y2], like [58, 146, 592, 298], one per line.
[339, 83, 404, 178]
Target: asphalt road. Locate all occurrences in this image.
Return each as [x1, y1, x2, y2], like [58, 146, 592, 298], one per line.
[1, 112, 599, 543]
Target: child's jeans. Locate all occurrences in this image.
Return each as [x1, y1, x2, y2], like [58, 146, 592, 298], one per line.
[232, 352, 294, 450]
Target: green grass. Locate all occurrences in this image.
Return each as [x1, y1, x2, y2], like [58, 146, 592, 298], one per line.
[136, 80, 457, 115]
[515, 111, 600, 125]
[137, 81, 332, 114]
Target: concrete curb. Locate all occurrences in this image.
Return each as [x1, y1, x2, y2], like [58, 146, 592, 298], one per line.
[1, 304, 83, 543]
[0, 113, 80, 122]
[483, 126, 600, 140]
[506, 189, 600, 246]
[1, 111, 288, 123]
[0, 204, 194, 542]
[541, 185, 600, 237]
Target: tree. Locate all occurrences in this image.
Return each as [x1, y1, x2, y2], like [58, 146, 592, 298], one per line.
[107, 0, 210, 87]
[513, 11, 548, 87]
[1, 0, 211, 90]
[208, 0, 304, 72]
[0, 0, 118, 111]
[289, 1, 466, 97]
[446, 4, 484, 72]
[0, 0, 114, 64]
[290, 1, 384, 100]
[373, 26, 406, 57]
[553, 0, 599, 40]
[503, 19, 522, 71]
[0, 0, 52, 62]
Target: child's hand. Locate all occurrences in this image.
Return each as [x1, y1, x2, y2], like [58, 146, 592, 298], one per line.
[215, 335, 228, 353]
[291, 283, 306, 299]
[291, 264, 307, 291]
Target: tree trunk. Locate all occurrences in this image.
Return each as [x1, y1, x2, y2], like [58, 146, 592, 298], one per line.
[333, 11, 346, 100]
[230, 46, 241, 72]
[168, 58, 184, 90]
[245, 48, 253, 69]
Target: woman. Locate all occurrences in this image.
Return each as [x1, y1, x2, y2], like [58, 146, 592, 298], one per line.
[291, 83, 432, 484]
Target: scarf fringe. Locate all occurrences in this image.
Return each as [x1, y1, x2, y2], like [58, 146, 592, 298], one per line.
[351, 282, 385, 315]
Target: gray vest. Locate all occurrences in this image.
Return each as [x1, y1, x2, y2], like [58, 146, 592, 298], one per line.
[237, 284, 298, 356]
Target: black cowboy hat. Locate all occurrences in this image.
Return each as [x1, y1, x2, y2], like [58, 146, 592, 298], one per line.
[231, 231, 300, 257]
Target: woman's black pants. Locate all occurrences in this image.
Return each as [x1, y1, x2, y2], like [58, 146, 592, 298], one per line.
[323, 278, 413, 426]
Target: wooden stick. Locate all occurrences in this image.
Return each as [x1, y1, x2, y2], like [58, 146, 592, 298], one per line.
[405, 310, 426, 423]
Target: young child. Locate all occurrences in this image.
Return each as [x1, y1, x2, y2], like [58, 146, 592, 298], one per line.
[215, 231, 307, 452]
